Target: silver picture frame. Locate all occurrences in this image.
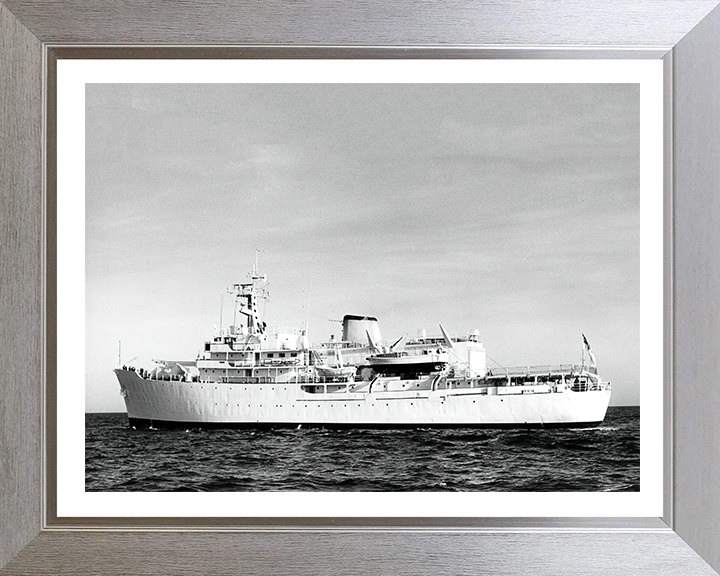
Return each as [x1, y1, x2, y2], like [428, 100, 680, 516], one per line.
[2, 1, 720, 574]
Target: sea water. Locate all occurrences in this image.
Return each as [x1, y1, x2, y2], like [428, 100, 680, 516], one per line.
[85, 406, 639, 492]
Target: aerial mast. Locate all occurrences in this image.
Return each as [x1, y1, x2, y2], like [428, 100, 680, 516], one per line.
[219, 293, 224, 335]
[252, 248, 262, 278]
[228, 251, 270, 337]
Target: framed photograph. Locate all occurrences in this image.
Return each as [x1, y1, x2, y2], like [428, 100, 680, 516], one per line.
[65, 60, 663, 517]
[2, 2, 720, 575]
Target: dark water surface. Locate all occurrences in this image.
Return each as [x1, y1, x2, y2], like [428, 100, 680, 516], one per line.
[85, 406, 639, 492]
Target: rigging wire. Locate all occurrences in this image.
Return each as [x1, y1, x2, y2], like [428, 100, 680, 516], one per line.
[486, 354, 507, 370]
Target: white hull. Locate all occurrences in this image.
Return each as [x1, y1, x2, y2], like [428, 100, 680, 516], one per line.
[116, 369, 611, 428]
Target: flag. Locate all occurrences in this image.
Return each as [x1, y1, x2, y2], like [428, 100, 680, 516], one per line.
[582, 333, 597, 367]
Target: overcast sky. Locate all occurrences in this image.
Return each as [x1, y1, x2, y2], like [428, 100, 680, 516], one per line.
[86, 83, 639, 411]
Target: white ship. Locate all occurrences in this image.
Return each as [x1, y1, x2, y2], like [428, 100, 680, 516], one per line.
[115, 263, 612, 429]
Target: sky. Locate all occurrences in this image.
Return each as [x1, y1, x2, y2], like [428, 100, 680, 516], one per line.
[85, 83, 639, 411]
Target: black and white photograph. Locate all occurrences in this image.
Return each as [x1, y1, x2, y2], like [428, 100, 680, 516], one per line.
[84, 79, 642, 493]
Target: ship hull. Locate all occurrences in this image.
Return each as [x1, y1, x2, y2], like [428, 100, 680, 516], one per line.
[117, 369, 611, 429]
[127, 417, 605, 430]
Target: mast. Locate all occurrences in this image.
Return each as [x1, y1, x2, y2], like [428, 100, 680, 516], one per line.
[229, 253, 270, 336]
[219, 293, 224, 335]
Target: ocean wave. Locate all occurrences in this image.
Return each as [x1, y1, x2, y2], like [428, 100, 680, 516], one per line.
[85, 407, 640, 492]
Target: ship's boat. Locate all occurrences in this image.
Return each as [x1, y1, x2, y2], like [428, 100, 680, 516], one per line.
[365, 351, 449, 375]
[114, 262, 612, 429]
